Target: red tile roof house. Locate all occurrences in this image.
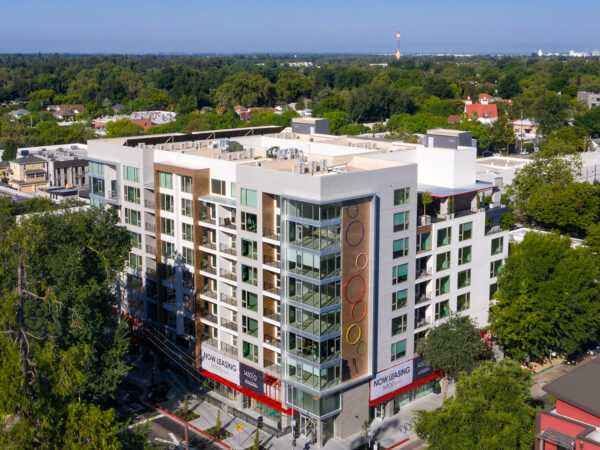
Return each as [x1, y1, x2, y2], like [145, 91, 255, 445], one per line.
[536, 357, 600, 449]
[464, 97, 498, 125]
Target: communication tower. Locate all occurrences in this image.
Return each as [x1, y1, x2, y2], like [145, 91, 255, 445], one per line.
[395, 31, 401, 60]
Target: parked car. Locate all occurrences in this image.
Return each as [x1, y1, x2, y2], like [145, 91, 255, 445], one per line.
[586, 343, 600, 356]
[565, 351, 585, 365]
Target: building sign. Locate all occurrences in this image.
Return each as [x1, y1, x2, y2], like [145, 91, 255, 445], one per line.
[201, 347, 240, 385]
[240, 363, 264, 395]
[370, 357, 434, 401]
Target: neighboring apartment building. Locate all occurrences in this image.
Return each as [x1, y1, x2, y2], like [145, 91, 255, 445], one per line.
[536, 357, 600, 449]
[86, 125, 509, 447]
[577, 91, 600, 109]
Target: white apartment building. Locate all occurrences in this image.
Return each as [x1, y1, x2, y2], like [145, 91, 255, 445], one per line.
[86, 124, 509, 447]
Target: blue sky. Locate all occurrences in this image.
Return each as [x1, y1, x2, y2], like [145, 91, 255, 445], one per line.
[1, 0, 598, 54]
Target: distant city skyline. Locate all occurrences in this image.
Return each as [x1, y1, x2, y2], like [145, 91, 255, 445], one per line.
[1, 0, 599, 55]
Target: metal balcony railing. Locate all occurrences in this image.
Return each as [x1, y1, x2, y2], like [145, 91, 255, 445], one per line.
[263, 255, 281, 269]
[220, 293, 237, 307]
[263, 282, 281, 296]
[220, 317, 238, 332]
[263, 228, 280, 241]
[263, 308, 281, 322]
[264, 334, 281, 347]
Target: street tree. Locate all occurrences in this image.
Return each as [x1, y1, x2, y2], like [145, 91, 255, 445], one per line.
[414, 360, 537, 450]
[1, 138, 17, 161]
[416, 314, 488, 400]
[489, 232, 600, 361]
[533, 92, 570, 136]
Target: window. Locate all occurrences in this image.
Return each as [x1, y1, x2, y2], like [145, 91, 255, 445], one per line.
[393, 188, 410, 205]
[242, 265, 258, 286]
[436, 251, 451, 271]
[458, 269, 471, 288]
[437, 227, 451, 247]
[161, 241, 175, 259]
[490, 259, 503, 278]
[124, 165, 139, 182]
[417, 231, 431, 252]
[159, 172, 173, 189]
[436, 276, 450, 296]
[130, 231, 142, 249]
[160, 193, 174, 212]
[231, 182, 236, 198]
[457, 292, 470, 312]
[392, 289, 407, 311]
[393, 211, 410, 232]
[241, 212, 257, 233]
[182, 223, 193, 241]
[241, 239, 257, 260]
[90, 178, 105, 196]
[435, 300, 450, 320]
[242, 290, 258, 311]
[391, 340, 407, 361]
[391, 314, 408, 336]
[243, 341, 258, 363]
[124, 208, 141, 227]
[89, 161, 104, 175]
[242, 316, 258, 337]
[459, 222, 472, 241]
[489, 283, 498, 300]
[128, 252, 142, 270]
[211, 178, 226, 195]
[240, 188, 257, 207]
[182, 247, 194, 265]
[393, 238, 409, 258]
[491, 237, 504, 255]
[392, 264, 408, 285]
[160, 217, 174, 236]
[124, 185, 140, 204]
[181, 175, 192, 193]
[181, 198, 193, 217]
[458, 245, 471, 265]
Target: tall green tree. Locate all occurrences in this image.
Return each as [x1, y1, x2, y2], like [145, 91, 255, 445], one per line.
[416, 314, 488, 400]
[533, 92, 570, 135]
[489, 232, 600, 361]
[2, 138, 17, 161]
[106, 119, 145, 138]
[415, 360, 537, 450]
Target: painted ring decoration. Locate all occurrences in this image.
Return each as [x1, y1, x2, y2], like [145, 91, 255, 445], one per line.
[345, 324, 361, 345]
[344, 220, 365, 247]
[345, 200, 359, 218]
[351, 300, 367, 322]
[356, 340, 367, 355]
[355, 252, 368, 270]
[343, 274, 365, 304]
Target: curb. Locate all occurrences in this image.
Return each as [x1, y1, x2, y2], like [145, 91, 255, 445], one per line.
[144, 396, 232, 449]
[386, 437, 412, 449]
[533, 363, 556, 376]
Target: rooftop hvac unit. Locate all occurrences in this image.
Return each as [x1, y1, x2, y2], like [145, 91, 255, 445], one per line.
[214, 154, 223, 160]
[170, 144, 176, 150]
[159, 144, 165, 150]
[297, 161, 305, 174]
[138, 143, 145, 149]
[248, 148, 255, 158]
[321, 159, 328, 172]
[227, 153, 234, 161]
[309, 160, 319, 173]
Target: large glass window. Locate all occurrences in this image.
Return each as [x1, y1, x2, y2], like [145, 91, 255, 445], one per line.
[392, 264, 408, 285]
[160, 217, 174, 236]
[89, 161, 104, 175]
[286, 278, 341, 308]
[287, 332, 340, 363]
[124, 165, 139, 182]
[90, 177, 105, 196]
[241, 265, 257, 286]
[391, 314, 408, 336]
[211, 179, 226, 195]
[393, 238, 409, 259]
[284, 200, 341, 221]
[181, 198, 193, 217]
[285, 249, 341, 280]
[124, 208, 141, 227]
[437, 227, 451, 247]
[458, 245, 472, 265]
[435, 300, 450, 320]
[241, 212, 257, 233]
[436, 251, 451, 271]
[457, 292, 470, 312]
[436, 276, 450, 296]
[241, 239, 258, 260]
[417, 231, 431, 252]
[182, 247, 194, 265]
[394, 188, 410, 205]
[130, 231, 142, 249]
[286, 222, 341, 251]
[160, 193, 174, 212]
[458, 269, 471, 289]
[128, 252, 142, 270]
[161, 241, 175, 259]
[242, 316, 258, 337]
[242, 290, 258, 311]
[491, 237, 504, 255]
[243, 341, 258, 363]
[287, 305, 341, 336]
[392, 289, 407, 310]
[391, 340, 406, 361]
[159, 172, 173, 189]
[124, 185, 140, 204]
[287, 387, 340, 415]
[459, 222, 472, 241]
[181, 175, 192, 193]
[182, 223, 193, 241]
[394, 211, 409, 232]
[240, 188, 257, 207]
[490, 259, 503, 278]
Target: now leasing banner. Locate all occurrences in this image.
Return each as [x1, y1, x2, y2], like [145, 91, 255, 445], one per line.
[201, 347, 240, 386]
[370, 356, 434, 401]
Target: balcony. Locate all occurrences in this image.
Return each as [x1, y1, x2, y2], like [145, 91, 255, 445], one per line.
[264, 334, 281, 347]
[263, 228, 281, 242]
[145, 222, 155, 233]
[415, 318, 431, 329]
[146, 245, 156, 255]
[263, 308, 281, 322]
[199, 240, 217, 251]
[264, 360, 281, 375]
[202, 337, 218, 349]
[200, 263, 217, 276]
[107, 190, 117, 200]
[202, 312, 218, 324]
[220, 317, 238, 332]
[220, 268, 237, 282]
[219, 218, 236, 230]
[263, 282, 280, 296]
[220, 342, 238, 357]
[220, 292, 237, 307]
[416, 268, 432, 280]
[199, 215, 216, 225]
[219, 243, 237, 256]
[144, 198, 155, 209]
[415, 292, 432, 304]
[200, 289, 217, 300]
[263, 255, 280, 269]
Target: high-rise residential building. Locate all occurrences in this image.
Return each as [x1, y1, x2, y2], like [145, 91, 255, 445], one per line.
[86, 124, 509, 447]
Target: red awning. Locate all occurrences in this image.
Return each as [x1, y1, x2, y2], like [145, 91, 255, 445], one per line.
[200, 369, 293, 415]
[369, 371, 440, 406]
